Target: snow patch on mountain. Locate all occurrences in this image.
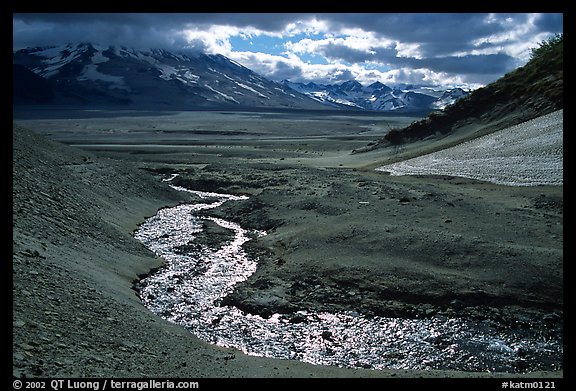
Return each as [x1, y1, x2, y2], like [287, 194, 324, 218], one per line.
[204, 84, 240, 104]
[376, 110, 563, 186]
[281, 80, 469, 113]
[78, 65, 129, 90]
[90, 51, 110, 64]
[235, 82, 268, 99]
[13, 43, 325, 109]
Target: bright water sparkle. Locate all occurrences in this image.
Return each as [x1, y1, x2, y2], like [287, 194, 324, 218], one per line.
[134, 187, 562, 372]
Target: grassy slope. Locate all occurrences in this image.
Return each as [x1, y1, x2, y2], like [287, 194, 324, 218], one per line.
[356, 36, 562, 160]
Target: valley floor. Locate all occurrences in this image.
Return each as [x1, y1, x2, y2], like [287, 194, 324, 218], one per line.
[12, 109, 563, 381]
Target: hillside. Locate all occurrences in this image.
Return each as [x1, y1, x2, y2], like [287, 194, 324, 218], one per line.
[14, 124, 409, 378]
[13, 64, 55, 104]
[355, 35, 563, 160]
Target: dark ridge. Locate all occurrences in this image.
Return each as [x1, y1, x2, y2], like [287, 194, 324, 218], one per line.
[357, 35, 563, 152]
[13, 64, 55, 104]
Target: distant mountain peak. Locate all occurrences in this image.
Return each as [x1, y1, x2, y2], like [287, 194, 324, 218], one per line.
[281, 79, 469, 113]
[367, 81, 388, 89]
[340, 79, 362, 86]
[338, 80, 364, 91]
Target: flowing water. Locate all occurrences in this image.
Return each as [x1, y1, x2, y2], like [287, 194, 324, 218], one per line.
[134, 186, 562, 372]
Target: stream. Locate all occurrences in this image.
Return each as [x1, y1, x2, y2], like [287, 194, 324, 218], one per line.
[133, 185, 562, 373]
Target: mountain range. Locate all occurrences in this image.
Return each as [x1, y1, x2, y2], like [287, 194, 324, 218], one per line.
[281, 80, 469, 113]
[356, 34, 563, 153]
[13, 43, 325, 110]
[13, 42, 468, 112]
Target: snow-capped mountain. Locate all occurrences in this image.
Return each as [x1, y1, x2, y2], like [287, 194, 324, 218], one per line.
[13, 43, 326, 109]
[281, 80, 469, 113]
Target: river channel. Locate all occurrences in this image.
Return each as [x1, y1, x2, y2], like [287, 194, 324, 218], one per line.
[134, 185, 562, 373]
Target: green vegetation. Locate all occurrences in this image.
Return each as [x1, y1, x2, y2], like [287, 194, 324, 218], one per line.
[379, 34, 563, 146]
[530, 33, 563, 61]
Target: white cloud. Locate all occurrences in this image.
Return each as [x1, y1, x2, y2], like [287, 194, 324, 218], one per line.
[225, 47, 478, 89]
[227, 49, 338, 83]
[182, 24, 271, 55]
[185, 26, 238, 54]
[468, 13, 547, 62]
[167, 14, 561, 89]
[285, 31, 393, 58]
[395, 42, 423, 59]
[283, 17, 330, 37]
[14, 13, 562, 89]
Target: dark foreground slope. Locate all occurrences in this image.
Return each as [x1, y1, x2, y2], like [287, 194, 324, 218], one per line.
[12, 118, 563, 377]
[14, 124, 459, 378]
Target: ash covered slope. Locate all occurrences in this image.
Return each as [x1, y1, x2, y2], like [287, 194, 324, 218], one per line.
[12, 43, 326, 110]
[12, 124, 185, 376]
[11, 125, 394, 378]
[357, 35, 563, 156]
[377, 109, 563, 186]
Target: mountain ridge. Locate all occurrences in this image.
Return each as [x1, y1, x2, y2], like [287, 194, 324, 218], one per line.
[13, 42, 468, 113]
[281, 79, 469, 113]
[354, 34, 563, 157]
[12, 42, 328, 110]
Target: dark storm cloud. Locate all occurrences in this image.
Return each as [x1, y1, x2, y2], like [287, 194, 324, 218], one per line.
[270, 60, 305, 81]
[13, 13, 312, 48]
[307, 40, 514, 76]
[320, 13, 563, 59]
[13, 12, 563, 87]
[13, 13, 322, 51]
[13, 14, 201, 49]
[14, 13, 563, 55]
[313, 43, 398, 64]
[533, 13, 564, 32]
[317, 13, 507, 56]
[400, 53, 516, 75]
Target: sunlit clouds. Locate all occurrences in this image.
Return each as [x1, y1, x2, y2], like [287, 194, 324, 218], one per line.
[13, 13, 563, 89]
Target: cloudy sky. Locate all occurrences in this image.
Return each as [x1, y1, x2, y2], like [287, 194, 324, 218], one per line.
[13, 13, 563, 89]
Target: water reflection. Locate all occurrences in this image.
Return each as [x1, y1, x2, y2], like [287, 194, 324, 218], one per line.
[134, 188, 562, 372]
